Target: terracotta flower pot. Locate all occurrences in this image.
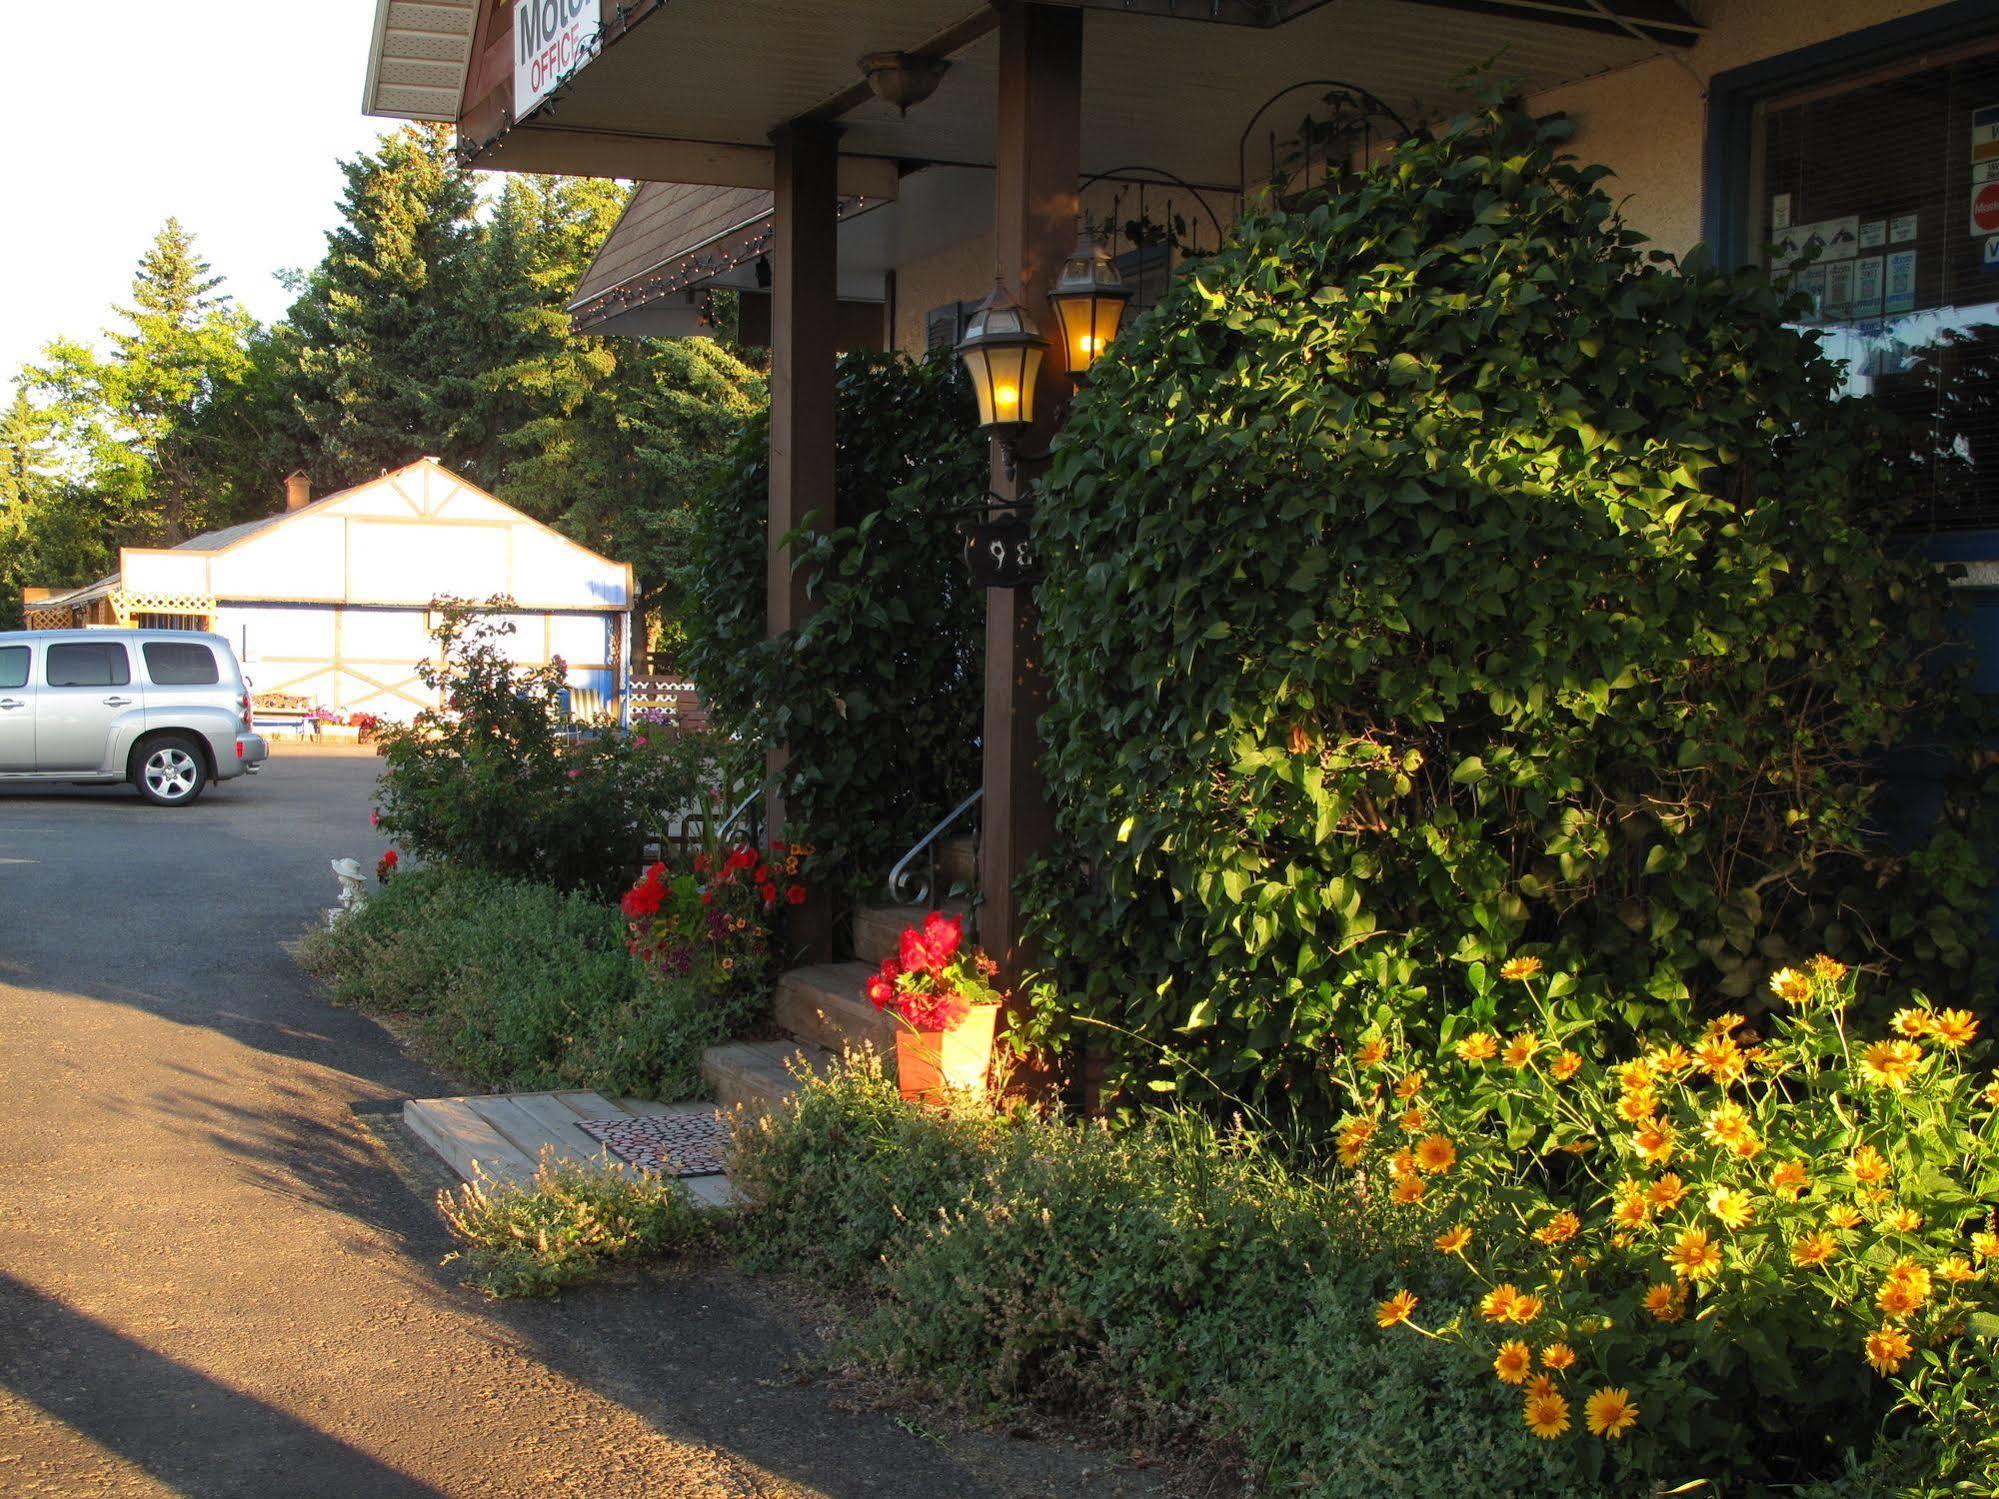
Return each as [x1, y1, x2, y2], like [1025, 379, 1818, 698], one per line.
[894, 1003, 999, 1102]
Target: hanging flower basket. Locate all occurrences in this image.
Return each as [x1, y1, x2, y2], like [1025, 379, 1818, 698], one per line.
[865, 910, 1004, 1103]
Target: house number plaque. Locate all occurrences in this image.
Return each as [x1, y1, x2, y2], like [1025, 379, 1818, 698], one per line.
[963, 517, 1041, 588]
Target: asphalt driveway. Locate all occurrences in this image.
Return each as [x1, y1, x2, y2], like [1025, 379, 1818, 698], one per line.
[0, 747, 1156, 1498]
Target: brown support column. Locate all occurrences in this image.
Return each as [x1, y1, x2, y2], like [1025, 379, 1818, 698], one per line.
[981, 2, 1082, 983]
[768, 118, 840, 963]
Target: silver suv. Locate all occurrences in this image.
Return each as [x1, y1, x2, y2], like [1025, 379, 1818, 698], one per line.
[0, 629, 269, 806]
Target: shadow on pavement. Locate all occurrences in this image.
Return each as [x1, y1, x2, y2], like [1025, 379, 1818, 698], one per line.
[0, 1271, 452, 1499]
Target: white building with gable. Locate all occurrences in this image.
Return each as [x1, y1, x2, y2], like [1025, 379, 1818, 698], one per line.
[24, 458, 634, 723]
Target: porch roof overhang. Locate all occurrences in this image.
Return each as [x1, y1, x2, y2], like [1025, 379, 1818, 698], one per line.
[402, 0, 1698, 195]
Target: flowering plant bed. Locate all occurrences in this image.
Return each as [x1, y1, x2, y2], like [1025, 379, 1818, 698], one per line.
[1352, 955, 1999, 1489]
[865, 911, 1003, 1099]
[621, 840, 807, 1007]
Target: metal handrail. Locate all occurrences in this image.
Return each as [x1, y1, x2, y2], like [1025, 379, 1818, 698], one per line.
[715, 773, 776, 845]
[886, 788, 983, 908]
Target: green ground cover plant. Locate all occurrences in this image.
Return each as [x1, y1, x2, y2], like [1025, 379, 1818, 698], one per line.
[728, 1052, 1961, 1496]
[681, 352, 985, 905]
[297, 863, 729, 1099]
[1026, 92, 1997, 1115]
[439, 1149, 705, 1298]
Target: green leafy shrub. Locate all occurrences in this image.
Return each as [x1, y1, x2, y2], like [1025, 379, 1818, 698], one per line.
[1348, 955, 1998, 1492]
[439, 1149, 705, 1298]
[728, 1058, 1618, 1495]
[1025, 94, 1996, 1113]
[680, 353, 985, 904]
[373, 597, 714, 897]
[297, 863, 728, 1098]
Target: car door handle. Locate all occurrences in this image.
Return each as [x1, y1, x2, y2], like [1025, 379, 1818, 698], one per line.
[102, 696, 134, 707]
[0, 699, 22, 710]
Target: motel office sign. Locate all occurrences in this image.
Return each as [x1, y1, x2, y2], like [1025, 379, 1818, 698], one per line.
[515, 0, 599, 119]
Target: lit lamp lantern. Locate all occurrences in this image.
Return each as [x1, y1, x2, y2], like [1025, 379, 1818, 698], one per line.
[957, 279, 1047, 437]
[1046, 227, 1132, 375]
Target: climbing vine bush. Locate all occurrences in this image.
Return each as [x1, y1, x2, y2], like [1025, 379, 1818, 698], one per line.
[1026, 95, 1996, 1112]
[681, 353, 985, 902]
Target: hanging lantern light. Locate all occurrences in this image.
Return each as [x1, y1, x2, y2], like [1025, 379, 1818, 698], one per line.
[956, 278, 1047, 436]
[1046, 226, 1132, 375]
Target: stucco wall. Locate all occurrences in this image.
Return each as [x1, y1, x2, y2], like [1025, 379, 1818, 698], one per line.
[893, 229, 998, 357]
[1533, 0, 1962, 258]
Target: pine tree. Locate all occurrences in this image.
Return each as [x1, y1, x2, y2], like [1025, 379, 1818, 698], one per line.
[283, 124, 480, 487]
[25, 219, 255, 543]
[468, 176, 765, 633]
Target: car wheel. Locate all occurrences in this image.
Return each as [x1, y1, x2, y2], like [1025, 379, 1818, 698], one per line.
[133, 735, 209, 807]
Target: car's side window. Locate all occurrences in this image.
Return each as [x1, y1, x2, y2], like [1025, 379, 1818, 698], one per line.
[45, 642, 132, 688]
[142, 642, 220, 686]
[0, 646, 28, 691]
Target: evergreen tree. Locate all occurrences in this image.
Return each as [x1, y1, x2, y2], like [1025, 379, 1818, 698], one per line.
[25, 219, 256, 544]
[283, 124, 480, 487]
[0, 388, 115, 627]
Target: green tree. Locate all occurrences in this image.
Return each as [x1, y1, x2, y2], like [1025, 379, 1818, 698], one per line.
[282, 124, 480, 487]
[0, 387, 115, 627]
[25, 219, 256, 545]
[467, 175, 765, 635]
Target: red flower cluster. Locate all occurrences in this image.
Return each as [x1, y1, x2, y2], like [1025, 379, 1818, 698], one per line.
[867, 912, 1001, 1033]
[376, 849, 399, 882]
[622, 861, 667, 919]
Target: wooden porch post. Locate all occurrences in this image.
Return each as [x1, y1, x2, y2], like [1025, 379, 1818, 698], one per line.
[981, 1, 1082, 982]
[768, 118, 840, 963]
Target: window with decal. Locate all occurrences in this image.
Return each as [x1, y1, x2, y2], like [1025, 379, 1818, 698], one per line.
[1746, 40, 1999, 527]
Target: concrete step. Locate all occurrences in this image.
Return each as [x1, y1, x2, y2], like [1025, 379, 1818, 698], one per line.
[851, 901, 969, 968]
[773, 961, 897, 1054]
[700, 1038, 830, 1116]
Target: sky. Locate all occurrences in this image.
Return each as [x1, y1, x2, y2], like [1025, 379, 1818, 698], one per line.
[0, 2, 399, 382]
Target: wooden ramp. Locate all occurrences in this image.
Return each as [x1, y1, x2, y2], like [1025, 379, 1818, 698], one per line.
[403, 1090, 738, 1208]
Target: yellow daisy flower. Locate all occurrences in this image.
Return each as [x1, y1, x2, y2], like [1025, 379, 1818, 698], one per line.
[1391, 1174, 1426, 1205]
[1394, 1072, 1425, 1101]
[1506, 1292, 1545, 1326]
[1500, 956, 1544, 982]
[1455, 1033, 1498, 1063]
[1541, 1342, 1577, 1371]
[1336, 1118, 1376, 1166]
[1642, 1282, 1685, 1323]
[1704, 1012, 1747, 1038]
[1890, 1008, 1932, 1039]
[1769, 1160, 1811, 1200]
[1769, 967, 1814, 1004]
[1376, 1289, 1419, 1328]
[1611, 1186, 1650, 1229]
[1808, 954, 1848, 983]
[1414, 1134, 1457, 1174]
[1398, 1105, 1427, 1133]
[1708, 1186, 1756, 1230]
[1493, 1339, 1532, 1384]
[1864, 1326, 1913, 1376]
[1648, 1043, 1694, 1075]
[1881, 1207, 1922, 1234]
[1480, 1284, 1520, 1322]
[1584, 1387, 1640, 1439]
[1695, 1035, 1746, 1085]
[1534, 1211, 1581, 1246]
[1666, 1227, 1723, 1282]
[1550, 1051, 1583, 1082]
[1931, 1009, 1979, 1049]
[1973, 1231, 1999, 1261]
[1703, 1102, 1753, 1150]
[1617, 1088, 1659, 1124]
[1354, 1038, 1389, 1068]
[1850, 1145, 1891, 1185]
[1647, 1173, 1687, 1212]
[1434, 1225, 1471, 1254]
[1791, 1232, 1840, 1267]
[1503, 1032, 1542, 1069]
[1937, 1256, 1980, 1284]
[1524, 1391, 1571, 1439]
[1826, 1204, 1864, 1231]
[1633, 1122, 1676, 1166]
[1859, 1040, 1924, 1090]
[1525, 1374, 1558, 1400]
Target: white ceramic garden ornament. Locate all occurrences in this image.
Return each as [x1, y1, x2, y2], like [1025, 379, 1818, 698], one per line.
[330, 857, 369, 925]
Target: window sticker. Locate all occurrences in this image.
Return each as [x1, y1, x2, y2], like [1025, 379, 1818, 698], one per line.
[1770, 192, 1792, 230]
[1890, 212, 1920, 243]
[1884, 249, 1918, 314]
[1825, 258, 1856, 315]
[1853, 254, 1885, 314]
[1858, 219, 1886, 250]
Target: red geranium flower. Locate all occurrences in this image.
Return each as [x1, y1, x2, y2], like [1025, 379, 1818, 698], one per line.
[786, 884, 807, 906]
[759, 882, 777, 906]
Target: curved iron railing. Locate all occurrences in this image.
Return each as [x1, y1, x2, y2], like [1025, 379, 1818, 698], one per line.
[886, 788, 983, 908]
